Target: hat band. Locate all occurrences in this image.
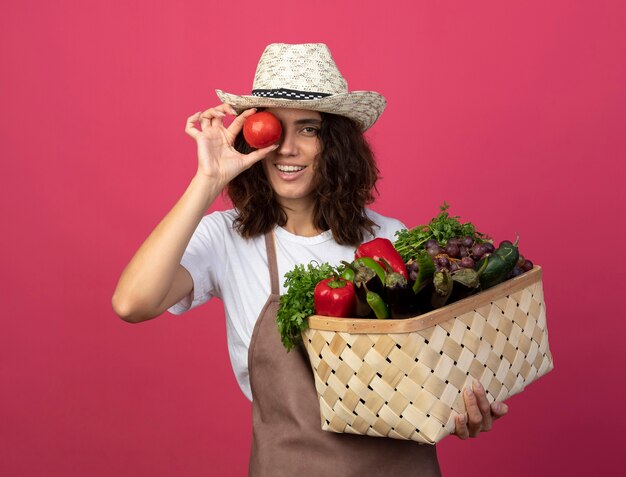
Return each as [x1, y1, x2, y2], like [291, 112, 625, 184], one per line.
[251, 88, 331, 101]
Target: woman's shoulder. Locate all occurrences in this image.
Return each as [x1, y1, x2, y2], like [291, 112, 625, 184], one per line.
[198, 208, 238, 228]
[192, 209, 242, 241]
[364, 208, 407, 241]
[198, 209, 268, 244]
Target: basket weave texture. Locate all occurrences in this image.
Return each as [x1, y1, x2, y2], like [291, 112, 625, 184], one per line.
[302, 266, 553, 444]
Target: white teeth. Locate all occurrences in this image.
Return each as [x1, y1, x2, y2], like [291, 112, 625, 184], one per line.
[276, 164, 306, 173]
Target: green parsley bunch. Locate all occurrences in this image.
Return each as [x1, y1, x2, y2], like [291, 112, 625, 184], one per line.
[393, 202, 489, 262]
[276, 261, 335, 351]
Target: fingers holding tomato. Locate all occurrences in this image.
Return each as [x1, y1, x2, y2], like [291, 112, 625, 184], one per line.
[199, 104, 238, 129]
[199, 104, 237, 116]
[188, 104, 245, 147]
[185, 105, 231, 140]
[193, 106, 283, 150]
[185, 111, 203, 140]
[225, 107, 259, 141]
[185, 105, 280, 186]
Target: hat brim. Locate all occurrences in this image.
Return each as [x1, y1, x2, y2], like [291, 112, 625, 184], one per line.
[215, 89, 386, 131]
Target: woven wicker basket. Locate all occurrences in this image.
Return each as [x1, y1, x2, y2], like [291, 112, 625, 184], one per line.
[302, 266, 552, 445]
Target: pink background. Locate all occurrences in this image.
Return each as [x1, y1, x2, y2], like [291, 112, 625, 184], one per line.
[2, 1, 625, 475]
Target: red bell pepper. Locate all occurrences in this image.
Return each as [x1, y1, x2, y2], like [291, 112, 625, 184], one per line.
[313, 276, 356, 317]
[356, 238, 409, 280]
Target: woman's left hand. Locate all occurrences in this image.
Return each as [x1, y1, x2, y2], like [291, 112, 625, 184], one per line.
[454, 380, 509, 439]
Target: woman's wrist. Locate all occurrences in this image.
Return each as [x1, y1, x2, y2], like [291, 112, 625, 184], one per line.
[189, 173, 225, 209]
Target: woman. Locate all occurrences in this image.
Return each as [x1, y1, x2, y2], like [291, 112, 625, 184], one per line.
[113, 43, 508, 476]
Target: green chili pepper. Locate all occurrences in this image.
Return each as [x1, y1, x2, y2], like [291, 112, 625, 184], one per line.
[476, 237, 520, 289]
[494, 238, 520, 272]
[340, 265, 355, 282]
[354, 257, 386, 284]
[364, 283, 390, 319]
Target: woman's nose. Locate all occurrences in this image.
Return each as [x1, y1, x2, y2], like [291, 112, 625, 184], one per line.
[276, 130, 296, 156]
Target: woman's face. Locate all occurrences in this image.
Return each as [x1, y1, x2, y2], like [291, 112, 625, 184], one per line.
[261, 108, 322, 209]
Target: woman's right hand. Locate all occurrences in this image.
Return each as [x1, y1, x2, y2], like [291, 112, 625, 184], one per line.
[113, 104, 277, 324]
[185, 104, 278, 188]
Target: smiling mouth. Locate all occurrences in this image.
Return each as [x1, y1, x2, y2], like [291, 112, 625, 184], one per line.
[275, 164, 307, 173]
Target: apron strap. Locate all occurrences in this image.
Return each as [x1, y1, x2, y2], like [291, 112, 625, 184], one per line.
[264, 231, 279, 295]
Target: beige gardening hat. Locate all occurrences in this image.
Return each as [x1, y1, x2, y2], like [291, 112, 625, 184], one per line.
[216, 43, 386, 130]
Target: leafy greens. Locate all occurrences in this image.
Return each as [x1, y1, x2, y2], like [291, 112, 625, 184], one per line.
[276, 261, 335, 351]
[394, 202, 489, 262]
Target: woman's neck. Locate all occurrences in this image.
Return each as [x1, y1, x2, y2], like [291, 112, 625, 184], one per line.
[280, 198, 323, 237]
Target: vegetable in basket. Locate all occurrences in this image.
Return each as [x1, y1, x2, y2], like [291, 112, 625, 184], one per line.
[380, 258, 420, 318]
[410, 251, 436, 294]
[393, 202, 489, 262]
[475, 238, 520, 288]
[313, 275, 356, 318]
[276, 261, 335, 351]
[341, 258, 386, 285]
[354, 257, 386, 283]
[341, 260, 386, 317]
[431, 269, 453, 309]
[356, 237, 408, 280]
[363, 284, 390, 319]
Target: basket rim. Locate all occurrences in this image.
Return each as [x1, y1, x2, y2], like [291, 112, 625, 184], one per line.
[306, 266, 542, 334]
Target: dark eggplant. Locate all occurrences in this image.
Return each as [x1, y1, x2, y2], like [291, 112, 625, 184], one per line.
[385, 269, 420, 318]
[342, 260, 385, 317]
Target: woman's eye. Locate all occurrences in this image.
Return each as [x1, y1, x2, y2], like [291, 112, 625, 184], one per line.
[301, 127, 319, 136]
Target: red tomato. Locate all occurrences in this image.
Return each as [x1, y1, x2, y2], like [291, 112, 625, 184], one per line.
[243, 111, 282, 149]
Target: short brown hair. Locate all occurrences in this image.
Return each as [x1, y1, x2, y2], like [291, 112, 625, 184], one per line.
[227, 113, 380, 246]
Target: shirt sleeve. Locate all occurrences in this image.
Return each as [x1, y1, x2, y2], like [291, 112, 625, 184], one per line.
[168, 213, 228, 315]
[365, 209, 407, 241]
